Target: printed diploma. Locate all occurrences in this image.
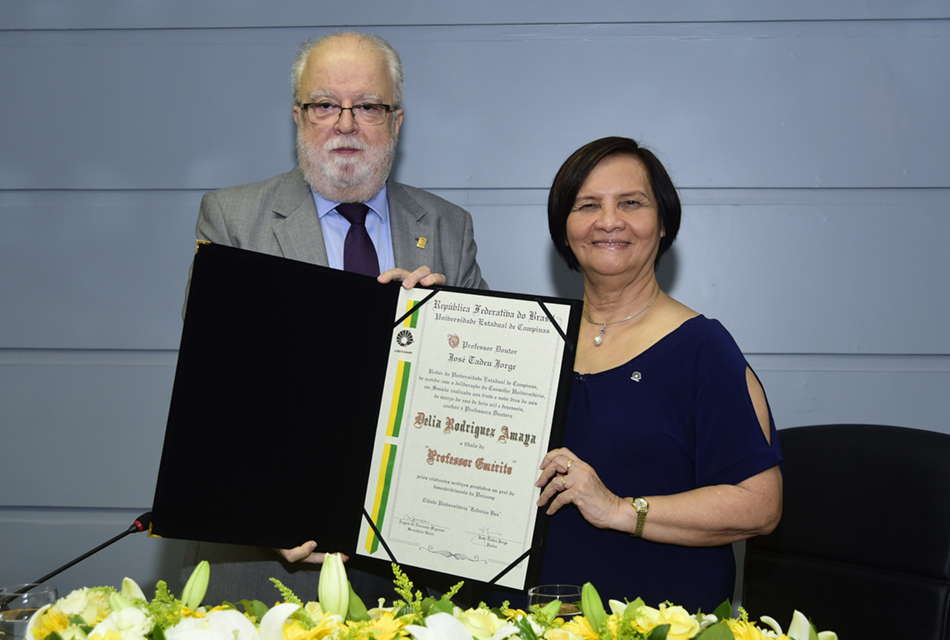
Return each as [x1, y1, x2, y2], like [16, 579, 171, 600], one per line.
[358, 288, 579, 590]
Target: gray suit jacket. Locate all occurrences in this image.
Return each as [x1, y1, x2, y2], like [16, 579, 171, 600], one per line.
[194, 166, 487, 288]
[182, 168, 487, 603]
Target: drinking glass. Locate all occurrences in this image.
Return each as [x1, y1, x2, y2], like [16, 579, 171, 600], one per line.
[526, 584, 583, 619]
[0, 584, 58, 640]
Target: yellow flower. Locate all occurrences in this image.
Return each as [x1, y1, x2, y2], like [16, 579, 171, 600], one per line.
[632, 604, 698, 640]
[456, 608, 506, 639]
[562, 616, 599, 640]
[608, 612, 632, 636]
[726, 619, 768, 640]
[282, 614, 345, 640]
[32, 608, 69, 639]
[658, 604, 700, 640]
[344, 610, 405, 640]
[88, 630, 123, 640]
[503, 608, 529, 621]
[55, 588, 110, 624]
[181, 607, 206, 619]
[303, 602, 325, 621]
[283, 620, 320, 640]
[544, 627, 586, 640]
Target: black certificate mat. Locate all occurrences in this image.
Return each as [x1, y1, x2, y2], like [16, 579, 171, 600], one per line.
[151, 243, 581, 589]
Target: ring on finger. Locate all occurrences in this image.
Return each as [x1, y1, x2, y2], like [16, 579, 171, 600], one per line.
[561, 476, 567, 488]
[566, 459, 573, 470]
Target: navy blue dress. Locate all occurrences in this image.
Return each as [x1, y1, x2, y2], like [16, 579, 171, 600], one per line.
[538, 316, 783, 612]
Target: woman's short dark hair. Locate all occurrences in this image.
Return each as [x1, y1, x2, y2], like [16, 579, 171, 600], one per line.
[548, 136, 681, 272]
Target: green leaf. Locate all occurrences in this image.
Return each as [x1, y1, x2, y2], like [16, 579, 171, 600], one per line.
[427, 598, 456, 617]
[346, 584, 370, 622]
[236, 599, 270, 621]
[712, 600, 732, 621]
[45, 632, 64, 640]
[420, 596, 438, 615]
[512, 616, 540, 640]
[151, 623, 167, 640]
[648, 623, 671, 640]
[622, 597, 646, 621]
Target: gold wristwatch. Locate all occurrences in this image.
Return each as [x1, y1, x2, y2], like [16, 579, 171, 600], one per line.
[630, 497, 649, 538]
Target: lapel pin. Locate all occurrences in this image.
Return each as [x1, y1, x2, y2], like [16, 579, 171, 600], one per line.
[416, 237, 427, 249]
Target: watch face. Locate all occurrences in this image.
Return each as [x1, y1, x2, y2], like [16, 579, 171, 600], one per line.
[634, 497, 649, 511]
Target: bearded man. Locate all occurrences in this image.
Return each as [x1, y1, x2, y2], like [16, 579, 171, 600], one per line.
[182, 31, 486, 604]
[190, 31, 486, 296]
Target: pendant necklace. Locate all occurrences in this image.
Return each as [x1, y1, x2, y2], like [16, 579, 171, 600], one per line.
[583, 288, 661, 346]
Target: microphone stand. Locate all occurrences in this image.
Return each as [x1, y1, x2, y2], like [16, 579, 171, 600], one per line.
[1, 513, 152, 607]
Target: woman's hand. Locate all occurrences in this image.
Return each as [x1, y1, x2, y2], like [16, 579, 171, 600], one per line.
[378, 266, 446, 289]
[274, 541, 349, 565]
[537, 447, 626, 529]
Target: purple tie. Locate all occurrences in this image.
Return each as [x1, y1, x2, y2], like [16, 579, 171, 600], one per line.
[336, 202, 380, 277]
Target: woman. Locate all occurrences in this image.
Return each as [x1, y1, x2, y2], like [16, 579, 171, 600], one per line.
[536, 137, 782, 611]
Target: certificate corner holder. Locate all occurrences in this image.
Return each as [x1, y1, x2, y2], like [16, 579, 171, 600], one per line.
[392, 287, 440, 327]
[360, 507, 399, 565]
[535, 298, 580, 351]
[487, 546, 536, 588]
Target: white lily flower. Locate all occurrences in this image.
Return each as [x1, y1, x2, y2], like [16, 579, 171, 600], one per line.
[182, 561, 211, 610]
[405, 612, 474, 640]
[164, 615, 215, 640]
[760, 610, 837, 640]
[259, 603, 300, 640]
[166, 609, 262, 640]
[759, 615, 783, 636]
[608, 599, 626, 615]
[366, 605, 397, 620]
[317, 554, 349, 619]
[121, 578, 146, 602]
[208, 610, 260, 640]
[108, 592, 135, 613]
[488, 626, 522, 640]
[786, 610, 813, 640]
[88, 605, 151, 640]
[697, 613, 719, 630]
[57, 587, 111, 622]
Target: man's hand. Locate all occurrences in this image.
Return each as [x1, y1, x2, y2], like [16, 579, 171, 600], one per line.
[274, 541, 349, 564]
[378, 266, 446, 289]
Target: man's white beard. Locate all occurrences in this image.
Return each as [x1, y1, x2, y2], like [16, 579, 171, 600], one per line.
[297, 127, 397, 203]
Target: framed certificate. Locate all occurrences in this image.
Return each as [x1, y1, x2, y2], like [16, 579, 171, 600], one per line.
[358, 287, 579, 590]
[151, 243, 580, 592]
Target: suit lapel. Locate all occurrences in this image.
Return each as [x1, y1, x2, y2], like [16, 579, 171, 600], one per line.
[388, 181, 436, 273]
[273, 167, 329, 265]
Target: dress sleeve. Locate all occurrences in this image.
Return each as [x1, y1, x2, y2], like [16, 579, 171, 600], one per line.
[691, 320, 783, 487]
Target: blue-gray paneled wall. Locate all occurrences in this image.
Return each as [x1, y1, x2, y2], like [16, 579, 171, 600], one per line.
[2, 2, 948, 600]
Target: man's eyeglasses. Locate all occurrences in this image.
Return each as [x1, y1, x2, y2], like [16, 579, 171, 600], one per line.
[299, 102, 397, 126]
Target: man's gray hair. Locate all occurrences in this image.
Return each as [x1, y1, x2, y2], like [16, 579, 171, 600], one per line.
[291, 31, 404, 108]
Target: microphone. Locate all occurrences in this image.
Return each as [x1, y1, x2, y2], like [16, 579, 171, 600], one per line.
[21, 512, 153, 592]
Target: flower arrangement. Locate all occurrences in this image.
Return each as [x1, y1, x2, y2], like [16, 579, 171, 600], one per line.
[28, 556, 835, 640]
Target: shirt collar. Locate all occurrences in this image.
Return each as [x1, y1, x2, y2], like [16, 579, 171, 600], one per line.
[314, 184, 389, 222]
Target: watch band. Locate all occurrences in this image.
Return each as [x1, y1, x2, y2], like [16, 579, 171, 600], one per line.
[630, 497, 649, 538]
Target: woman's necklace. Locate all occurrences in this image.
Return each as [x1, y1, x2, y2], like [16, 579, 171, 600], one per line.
[583, 288, 661, 346]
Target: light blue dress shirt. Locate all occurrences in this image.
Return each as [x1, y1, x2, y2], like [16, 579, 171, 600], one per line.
[312, 186, 395, 272]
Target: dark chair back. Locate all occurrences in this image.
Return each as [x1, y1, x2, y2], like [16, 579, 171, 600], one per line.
[743, 424, 950, 639]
